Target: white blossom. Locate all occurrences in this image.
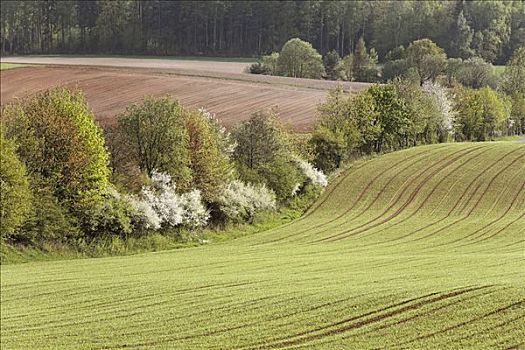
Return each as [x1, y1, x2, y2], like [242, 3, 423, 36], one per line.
[217, 180, 276, 222]
[422, 81, 455, 133]
[295, 160, 328, 187]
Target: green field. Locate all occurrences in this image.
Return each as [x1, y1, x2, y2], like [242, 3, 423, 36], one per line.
[1, 143, 524, 349]
[0, 63, 33, 70]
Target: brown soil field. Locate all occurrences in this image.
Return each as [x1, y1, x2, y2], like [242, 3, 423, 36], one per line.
[1, 57, 370, 130]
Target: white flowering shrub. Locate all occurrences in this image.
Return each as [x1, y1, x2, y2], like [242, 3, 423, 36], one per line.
[125, 195, 161, 230]
[198, 108, 236, 154]
[127, 170, 209, 231]
[296, 160, 328, 188]
[421, 81, 455, 133]
[180, 189, 210, 228]
[217, 180, 276, 222]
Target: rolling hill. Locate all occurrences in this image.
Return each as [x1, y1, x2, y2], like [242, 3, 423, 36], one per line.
[1, 142, 524, 349]
[0, 57, 369, 131]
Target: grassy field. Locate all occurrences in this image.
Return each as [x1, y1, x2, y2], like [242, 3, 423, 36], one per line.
[0, 63, 32, 70]
[1, 142, 524, 349]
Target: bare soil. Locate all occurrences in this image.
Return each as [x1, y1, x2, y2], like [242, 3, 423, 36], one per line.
[0, 57, 370, 131]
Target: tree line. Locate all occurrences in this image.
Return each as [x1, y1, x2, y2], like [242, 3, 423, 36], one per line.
[1, 1, 524, 63]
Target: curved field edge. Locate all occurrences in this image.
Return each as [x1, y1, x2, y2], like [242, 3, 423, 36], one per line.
[1, 143, 524, 350]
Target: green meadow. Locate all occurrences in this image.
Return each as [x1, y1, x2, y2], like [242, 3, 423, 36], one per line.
[1, 142, 524, 349]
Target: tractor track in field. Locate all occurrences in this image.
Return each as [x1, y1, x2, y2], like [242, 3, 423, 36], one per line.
[439, 174, 525, 248]
[354, 144, 496, 240]
[317, 145, 484, 242]
[379, 146, 524, 247]
[6, 280, 266, 333]
[409, 148, 525, 247]
[397, 299, 525, 347]
[260, 146, 442, 245]
[241, 286, 493, 350]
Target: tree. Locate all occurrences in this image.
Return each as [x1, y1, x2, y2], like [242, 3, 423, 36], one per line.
[454, 86, 511, 141]
[450, 10, 473, 59]
[2, 88, 110, 212]
[456, 57, 496, 89]
[405, 39, 447, 84]
[501, 48, 525, 134]
[231, 111, 302, 201]
[323, 50, 346, 80]
[117, 96, 192, 190]
[277, 38, 325, 79]
[185, 109, 232, 202]
[0, 128, 32, 238]
[352, 37, 379, 82]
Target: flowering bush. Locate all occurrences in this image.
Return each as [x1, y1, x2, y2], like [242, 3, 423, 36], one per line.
[296, 160, 328, 188]
[128, 170, 209, 231]
[217, 180, 276, 222]
[421, 81, 455, 134]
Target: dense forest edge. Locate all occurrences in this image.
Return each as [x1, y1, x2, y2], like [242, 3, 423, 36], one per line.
[2, 1, 524, 64]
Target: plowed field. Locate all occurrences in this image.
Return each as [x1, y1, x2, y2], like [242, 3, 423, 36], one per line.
[0, 57, 369, 130]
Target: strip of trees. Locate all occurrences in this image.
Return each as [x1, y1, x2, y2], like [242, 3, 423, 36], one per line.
[2, 1, 524, 64]
[0, 90, 327, 246]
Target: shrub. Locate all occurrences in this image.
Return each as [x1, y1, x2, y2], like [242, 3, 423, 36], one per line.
[137, 171, 209, 230]
[17, 186, 79, 244]
[217, 180, 276, 223]
[295, 160, 328, 187]
[248, 62, 270, 75]
[0, 129, 32, 238]
[185, 108, 232, 202]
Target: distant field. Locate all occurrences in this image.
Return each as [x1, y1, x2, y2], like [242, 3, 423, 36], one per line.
[2, 143, 523, 349]
[0, 63, 32, 70]
[0, 57, 369, 131]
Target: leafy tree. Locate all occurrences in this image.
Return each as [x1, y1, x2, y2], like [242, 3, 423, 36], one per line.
[501, 48, 525, 134]
[456, 57, 496, 89]
[323, 50, 346, 80]
[445, 58, 463, 86]
[231, 111, 302, 201]
[0, 128, 31, 238]
[450, 10, 473, 59]
[454, 86, 511, 141]
[117, 96, 192, 190]
[2, 88, 110, 212]
[352, 37, 379, 82]
[405, 39, 447, 84]
[277, 38, 325, 79]
[367, 83, 411, 152]
[341, 53, 354, 81]
[185, 109, 232, 202]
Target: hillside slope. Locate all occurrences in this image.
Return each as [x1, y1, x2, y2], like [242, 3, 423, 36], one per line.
[1, 143, 524, 349]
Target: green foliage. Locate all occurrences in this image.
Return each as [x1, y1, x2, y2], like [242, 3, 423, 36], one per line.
[352, 37, 379, 82]
[454, 86, 511, 141]
[232, 111, 302, 201]
[117, 96, 192, 190]
[0, 128, 31, 238]
[185, 109, 232, 202]
[501, 47, 525, 95]
[17, 186, 80, 244]
[323, 50, 346, 80]
[2, 87, 110, 216]
[456, 57, 497, 89]
[277, 38, 325, 79]
[405, 39, 447, 84]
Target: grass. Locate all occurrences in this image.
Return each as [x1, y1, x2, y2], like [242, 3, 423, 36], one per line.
[1, 143, 524, 349]
[0, 63, 33, 70]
